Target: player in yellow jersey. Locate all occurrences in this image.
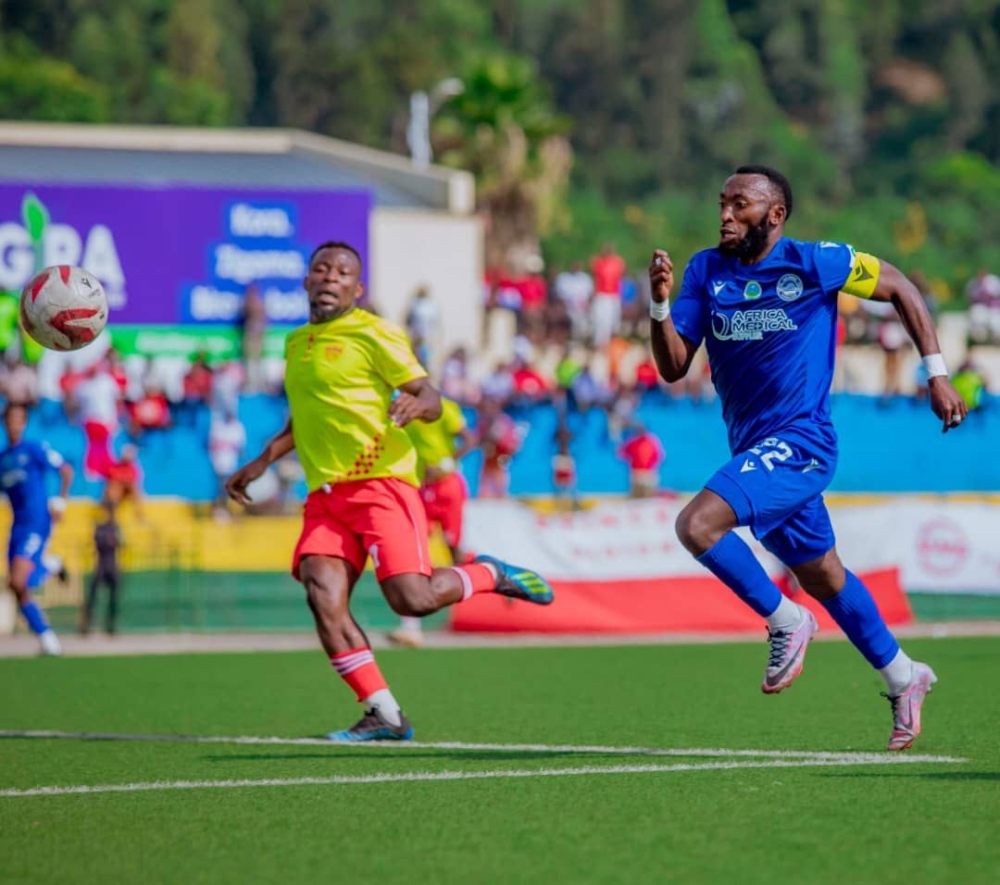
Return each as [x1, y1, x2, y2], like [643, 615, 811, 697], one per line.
[389, 397, 476, 648]
[226, 242, 553, 741]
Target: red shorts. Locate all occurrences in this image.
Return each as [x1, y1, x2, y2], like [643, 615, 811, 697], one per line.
[420, 471, 468, 549]
[292, 478, 432, 582]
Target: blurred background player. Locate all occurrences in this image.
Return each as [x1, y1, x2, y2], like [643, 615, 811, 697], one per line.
[81, 502, 123, 636]
[389, 395, 476, 648]
[0, 402, 73, 655]
[551, 421, 579, 512]
[226, 242, 553, 742]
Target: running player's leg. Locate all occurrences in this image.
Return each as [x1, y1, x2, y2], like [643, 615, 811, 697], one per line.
[677, 437, 828, 690]
[299, 555, 413, 741]
[675, 488, 800, 628]
[370, 478, 553, 615]
[772, 509, 936, 750]
[8, 532, 60, 655]
[293, 490, 412, 741]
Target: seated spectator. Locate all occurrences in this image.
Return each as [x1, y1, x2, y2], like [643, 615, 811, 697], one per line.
[106, 349, 128, 396]
[568, 359, 611, 413]
[966, 267, 1000, 344]
[551, 423, 579, 512]
[480, 361, 515, 406]
[212, 361, 245, 414]
[633, 357, 661, 392]
[553, 261, 593, 342]
[952, 358, 989, 414]
[405, 285, 440, 369]
[510, 358, 551, 405]
[104, 444, 144, 521]
[208, 406, 247, 521]
[127, 382, 172, 438]
[477, 398, 523, 499]
[0, 357, 39, 406]
[617, 421, 665, 498]
[179, 351, 214, 425]
[440, 346, 477, 405]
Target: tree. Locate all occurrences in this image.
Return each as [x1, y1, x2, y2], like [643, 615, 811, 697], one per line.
[434, 53, 573, 270]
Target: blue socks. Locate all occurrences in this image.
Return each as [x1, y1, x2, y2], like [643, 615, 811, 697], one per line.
[698, 538, 900, 670]
[821, 570, 899, 669]
[697, 532, 782, 617]
[19, 600, 51, 636]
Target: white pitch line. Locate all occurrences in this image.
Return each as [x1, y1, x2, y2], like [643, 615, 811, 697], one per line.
[0, 730, 967, 763]
[0, 755, 967, 799]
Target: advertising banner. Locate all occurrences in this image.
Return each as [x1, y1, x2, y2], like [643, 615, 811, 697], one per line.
[0, 183, 371, 329]
[450, 497, 1000, 634]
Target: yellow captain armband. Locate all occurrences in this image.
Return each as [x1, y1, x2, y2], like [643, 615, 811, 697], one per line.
[841, 250, 881, 299]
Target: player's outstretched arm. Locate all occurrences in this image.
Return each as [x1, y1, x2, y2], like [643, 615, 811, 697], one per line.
[867, 259, 968, 433]
[389, 377, 442, 427]
[50, 461, 74, 522]
[648, 249, 699, 382]
[226, 419, 295, 505]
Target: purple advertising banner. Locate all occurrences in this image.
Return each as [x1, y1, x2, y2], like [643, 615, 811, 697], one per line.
[0, 183, 371, 325]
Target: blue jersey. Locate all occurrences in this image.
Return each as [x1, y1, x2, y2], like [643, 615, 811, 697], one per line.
[0, 439, 65, 533]
[671, 237, 856, 455]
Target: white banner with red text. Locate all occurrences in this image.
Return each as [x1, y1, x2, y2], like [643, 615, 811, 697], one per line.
[451, 498, 1000, 634]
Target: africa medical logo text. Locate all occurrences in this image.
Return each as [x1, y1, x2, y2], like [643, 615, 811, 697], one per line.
[711, 309, 798, 341]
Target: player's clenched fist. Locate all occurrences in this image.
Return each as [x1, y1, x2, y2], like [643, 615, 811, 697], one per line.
[649, 250, 674, 303]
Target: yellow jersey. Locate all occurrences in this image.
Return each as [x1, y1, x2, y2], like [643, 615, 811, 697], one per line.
[284, 309, 427, 491]
[405, 397, 466, 481]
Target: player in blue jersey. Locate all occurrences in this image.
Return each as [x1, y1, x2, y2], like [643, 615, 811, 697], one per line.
[648, 166, 967, 751]
[1, 403, 74, 655]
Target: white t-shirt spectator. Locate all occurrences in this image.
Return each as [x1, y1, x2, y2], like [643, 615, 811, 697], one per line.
[76, 372, 121, 428]
[554, 270, 594, 312]
[406, 295, 439, 343]
[209, 415, 247, 477]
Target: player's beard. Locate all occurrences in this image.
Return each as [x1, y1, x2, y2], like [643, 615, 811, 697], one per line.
[309, 296, 355, 323]
[720, 216, 774, 262]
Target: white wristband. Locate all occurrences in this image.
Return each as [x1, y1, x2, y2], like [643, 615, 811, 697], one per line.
[649, 300, 670, 321]
[922, 353, 948, 379]
[49, 496, 67, 514]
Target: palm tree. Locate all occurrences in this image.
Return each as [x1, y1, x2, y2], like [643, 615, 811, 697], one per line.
[433, 53, 572, 272]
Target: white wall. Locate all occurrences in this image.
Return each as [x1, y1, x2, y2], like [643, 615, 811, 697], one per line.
[370, 209, 483, 375]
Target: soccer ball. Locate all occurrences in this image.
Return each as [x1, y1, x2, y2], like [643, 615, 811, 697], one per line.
[20, 265, 109, 352]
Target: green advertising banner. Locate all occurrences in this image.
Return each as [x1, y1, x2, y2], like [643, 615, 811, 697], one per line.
[109, 325, 291, 360]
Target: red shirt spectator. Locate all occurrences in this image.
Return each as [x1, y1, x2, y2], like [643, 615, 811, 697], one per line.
[128, 389, 171, 431]
[519, 274, 547, 311]
[512, 363, 550, 400]
[618, 430, 665, 471]
[591, 245, 626, 296]
[634, 359, 660, 390]
[183, 355, 214, 403]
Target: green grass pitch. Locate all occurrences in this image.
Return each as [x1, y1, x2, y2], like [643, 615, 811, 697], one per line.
[2, 637, 999, 884]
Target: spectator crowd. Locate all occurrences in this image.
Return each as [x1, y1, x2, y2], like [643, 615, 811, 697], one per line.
[0, 250, 994, 516]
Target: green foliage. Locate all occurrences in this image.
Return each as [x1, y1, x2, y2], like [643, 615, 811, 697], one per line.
[3, 0, 1000, 296]
[0, 51, 110, 122]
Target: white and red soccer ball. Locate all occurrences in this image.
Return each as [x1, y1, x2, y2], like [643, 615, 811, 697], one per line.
[20, 265, 109, 352]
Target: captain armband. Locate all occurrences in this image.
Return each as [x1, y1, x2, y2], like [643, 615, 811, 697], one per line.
[840, 251, 881, 299]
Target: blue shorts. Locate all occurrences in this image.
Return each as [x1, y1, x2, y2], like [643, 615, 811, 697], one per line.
[9, 527, 50, 590]
[705, 433, 837, 567]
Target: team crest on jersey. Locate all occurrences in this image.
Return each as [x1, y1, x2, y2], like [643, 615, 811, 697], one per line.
[325, 343, 345, 361]
[742, 281, 763, 300]
[711, 309, 798, 341]
[776, 274, 804, 302]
